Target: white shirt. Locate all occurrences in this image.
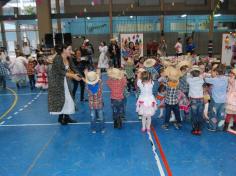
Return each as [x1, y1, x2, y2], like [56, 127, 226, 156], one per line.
[174, 42, 182, 54]
[22, 46, 31, 56]
[186, 76, 204, 98]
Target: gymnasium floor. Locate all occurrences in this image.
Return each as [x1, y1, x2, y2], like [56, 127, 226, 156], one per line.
[0, 74, 235, 176]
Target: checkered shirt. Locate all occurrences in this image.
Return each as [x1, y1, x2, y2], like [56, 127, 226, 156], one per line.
[27, 62, 36, 76]
[124, 65, 135, 79]
[164, 83, 179, 105]
[179, 74, 189, 94]
[87, 81, 103, 109]
[0, 62, 8, 76]
[145, 66, 158, 80]
[107, 77, 127, 100]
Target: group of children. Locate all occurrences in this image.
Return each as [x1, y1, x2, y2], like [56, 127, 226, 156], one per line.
[83, 55, 236, 136]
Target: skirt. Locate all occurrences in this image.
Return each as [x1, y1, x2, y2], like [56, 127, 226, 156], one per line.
[50, 77, 75, 115]
[136, 96, 157, 117]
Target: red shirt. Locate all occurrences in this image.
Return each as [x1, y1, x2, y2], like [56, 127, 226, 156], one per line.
[107, 78, 127, 100]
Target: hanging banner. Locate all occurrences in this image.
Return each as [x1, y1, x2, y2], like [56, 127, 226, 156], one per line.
[120, 33, 143, 66]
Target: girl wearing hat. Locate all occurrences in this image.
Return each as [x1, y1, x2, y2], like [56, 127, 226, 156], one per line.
[186, 65, 204, 135]
[223, 68, 236, 131]
[136, 71, 157, 132]
[107, 68, 127, 128]
[84, 70, 105, 133]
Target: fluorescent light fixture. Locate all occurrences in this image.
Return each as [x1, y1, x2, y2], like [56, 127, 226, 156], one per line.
[181, 14, 187, 18]
[130, 16, 133, 19]
[214, 14, 221, 17]
[86, 17, 91, 20]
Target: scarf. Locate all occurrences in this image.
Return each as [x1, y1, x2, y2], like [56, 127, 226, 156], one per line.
[88, 83, 99, 94]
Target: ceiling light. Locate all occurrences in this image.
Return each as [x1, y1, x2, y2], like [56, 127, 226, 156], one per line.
[214, 14, 221, 17]
[130, 16, 133, 19]
[86, 17, 91, 20]
[181, 14, 187, 18]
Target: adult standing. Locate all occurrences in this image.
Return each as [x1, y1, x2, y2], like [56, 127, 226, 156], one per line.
[71, 49, 89, 101]
[159, 38, 167, 57]
[185, 37, 195, 54]
[98, 41, 109, 72]
[109, 38, 120, 68]
[9, 53, 28, 88]
[48, 44, 81, 125]
[174, 37, 183, 56]
[22, 42, 31, 58]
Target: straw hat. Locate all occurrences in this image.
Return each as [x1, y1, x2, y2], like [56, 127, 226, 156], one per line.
[127, 57, 134, 65]
[28, 56, 35, 62]
[191, 65, 201, 72]
[110, 38, 116, 42]
[137, 68, 145, 73]
[144, 58, 156, 68]
[231, 68, 236, 75]
[85, 71, 100, 85]
[177, 60, 192, 70]
[164, 66, 181, 81]
[107, 68, 124, 80]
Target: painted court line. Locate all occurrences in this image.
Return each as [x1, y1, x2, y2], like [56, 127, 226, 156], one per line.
[0, 121, 140, 127]
[147, 131, 165, 176]
[19, 108, 24, 111]
[0, 121, 5, 125]
[151, 127, 172, 176]
[14, 112, 18, 115]
[7, 116, 13, 120]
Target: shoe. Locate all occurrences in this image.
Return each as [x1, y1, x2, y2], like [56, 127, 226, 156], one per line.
[191, 129, 198, 135]
[223, 122, 229, 131]
[174, 123, 181, 130]
[122, 116, 127, 121]
[138, 115, 142, 120]
[207, 127, 216, 132]
[114, 119, 118, 128]
[101, 129, 105, 133]
[117, 117, 122, 129]
[141, 128, 146, 132]
[92, 130, 96, 134]
[65, 115, 77, 123]
[161, 124, 169, 130]
[230, 122, 236, 131]
[196, 130, 202, 135]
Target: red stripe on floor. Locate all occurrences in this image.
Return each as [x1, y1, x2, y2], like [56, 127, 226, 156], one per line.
[151, 126, 172, 176]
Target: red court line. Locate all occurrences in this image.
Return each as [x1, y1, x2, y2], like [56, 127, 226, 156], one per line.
[151, 126, 172, 176]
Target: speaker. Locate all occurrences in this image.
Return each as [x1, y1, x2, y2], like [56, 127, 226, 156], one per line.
[63, 33, 72, 45]
[55, 33, 63, 45]
[45, 33, 54, 48]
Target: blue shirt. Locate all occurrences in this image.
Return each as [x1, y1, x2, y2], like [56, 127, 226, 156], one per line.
[205, 76, 228, 103]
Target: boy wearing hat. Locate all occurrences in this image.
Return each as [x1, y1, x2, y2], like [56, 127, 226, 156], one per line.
[124, 57, 136, 92]
[26, 56, 37, 90]
[107, 68, 127, 128]
[162, 66, 182, 130]
[84, 70, 105, 133]
[187, 65, 204, 135]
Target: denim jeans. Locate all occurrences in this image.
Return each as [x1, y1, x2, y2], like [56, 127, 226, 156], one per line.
[164, 103, 181, 125]
[208, 99, 225, 130]
[90, 109, 105, 131]
[112, 56, 120, 68]
[123, 97, 127, 116]
[190, 99, 204, 130]
[0, 76, 6, 88]
[111, 99, 124, 120]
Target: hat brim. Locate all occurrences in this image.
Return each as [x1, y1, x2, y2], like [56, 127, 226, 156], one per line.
[144, 59, 156, 68]
[85, 77, 100, 85]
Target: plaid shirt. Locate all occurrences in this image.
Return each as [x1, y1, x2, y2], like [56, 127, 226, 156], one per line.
[124, 65, 135, 79]
[145, 66, 158, 80]
[0, 62, 8, 76]
[179, 74, 189, 94]
[164, 82, 179, 105]
[107, 77, 127, 100]
[27, 62, 36, 75]
[87, 81, 103, 109]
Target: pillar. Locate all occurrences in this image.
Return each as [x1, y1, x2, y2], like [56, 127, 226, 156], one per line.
[0, 8, 7, 48]
[109, 0, 113, 39]
[55, 0, 61, 33]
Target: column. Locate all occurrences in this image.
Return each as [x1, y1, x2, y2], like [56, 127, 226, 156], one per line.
[36, 0, 52, 44]
[160, 0, 164, 33]
[109, 0, 113, 39]
[55, 0, 61, 33]
[0, 8, 7, 48]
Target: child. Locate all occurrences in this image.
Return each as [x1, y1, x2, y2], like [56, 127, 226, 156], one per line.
[26, 57, 37, 90]
[136, 71, 157, 132]
[223, 68, 236, 131]
[84, 70, 105, 133]
[205, 64, 228, 131]
[35, 59, 48, 89]
[107, 68, 127, 128]
[162, 66, 182, 130]
[187, 65, 204, 135]
[177, 60, 191, 96]
[0, 59, 9, 89]
[156, 84, 165, 118]
[203, 83, 211, 121]
[124, 58, 136, 92]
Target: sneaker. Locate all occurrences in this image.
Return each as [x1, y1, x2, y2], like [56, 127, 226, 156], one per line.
[101, 129, 105, 134]
[191, 129, 198, 135]
[141, 128, 146, 132]
[92, 130, 96, 134]
[161, 124, 169, 130]
[138, 115, 142, 120]
[174, 123, 181, 130]
[207, 127, 216, 132]
[196, 130, 202, 135]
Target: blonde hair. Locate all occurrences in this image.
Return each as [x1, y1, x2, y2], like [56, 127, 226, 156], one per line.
[141, 71, 152, 84]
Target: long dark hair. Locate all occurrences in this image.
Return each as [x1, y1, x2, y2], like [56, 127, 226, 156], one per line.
[55, 43, 71, 55]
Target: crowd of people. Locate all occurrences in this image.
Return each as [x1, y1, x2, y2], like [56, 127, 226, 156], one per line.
[0, 37, 236, 135]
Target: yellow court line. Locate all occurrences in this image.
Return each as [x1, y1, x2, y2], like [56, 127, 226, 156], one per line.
[0, 87, 18, 121]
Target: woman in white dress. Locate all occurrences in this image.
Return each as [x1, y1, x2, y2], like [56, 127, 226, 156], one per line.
[9, 53, 28, 88]
[98, 41, 109, 72]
